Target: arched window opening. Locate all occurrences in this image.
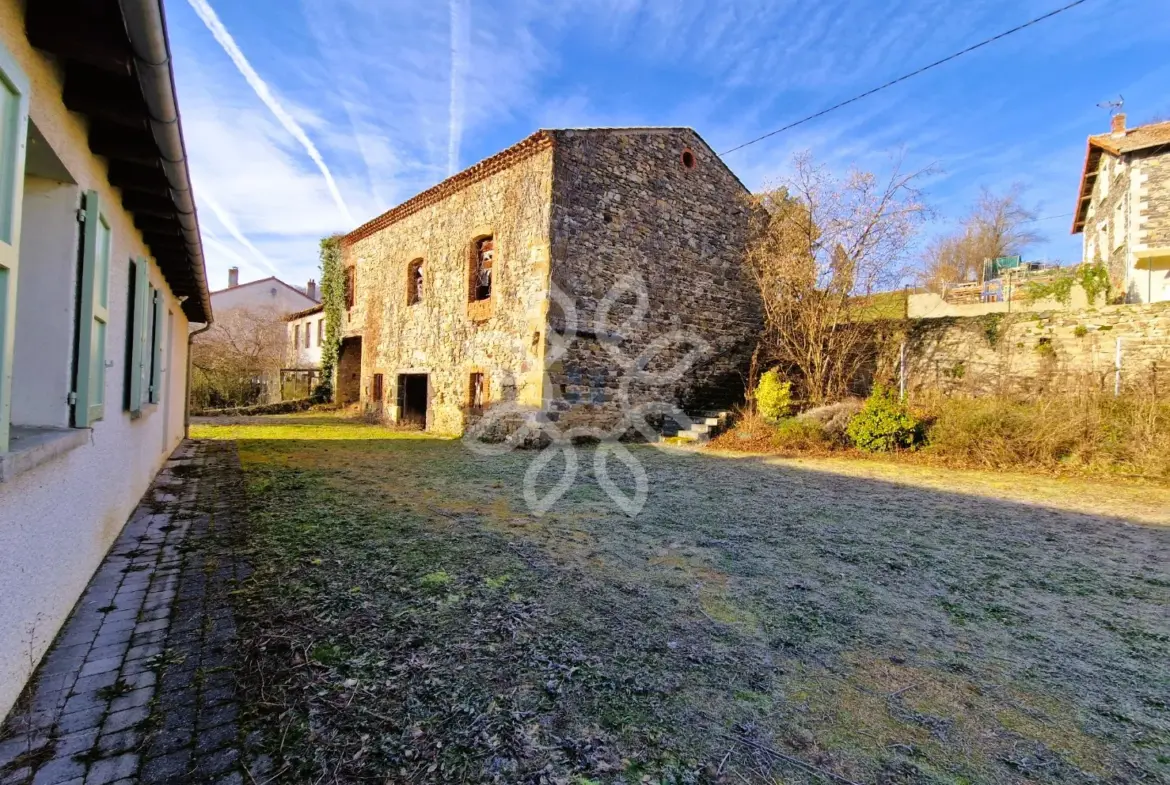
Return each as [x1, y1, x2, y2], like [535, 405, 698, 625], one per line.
[407, 258, 424, 306]
[469, 236, 494, 302]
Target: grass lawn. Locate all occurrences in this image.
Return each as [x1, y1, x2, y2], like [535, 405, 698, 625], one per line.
[193, 413, 1170, 784]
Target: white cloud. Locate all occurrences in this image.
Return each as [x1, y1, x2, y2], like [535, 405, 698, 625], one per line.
[448, 0, 470, 175]
[186, 0, 357, 226]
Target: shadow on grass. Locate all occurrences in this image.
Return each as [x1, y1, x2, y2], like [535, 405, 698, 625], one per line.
[192, 419, 1170, 784]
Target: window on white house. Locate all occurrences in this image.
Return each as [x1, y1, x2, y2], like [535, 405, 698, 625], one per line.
[304, 320, 310, 349]
[317, 318, 323, 346]
[294, 324, 300, 348]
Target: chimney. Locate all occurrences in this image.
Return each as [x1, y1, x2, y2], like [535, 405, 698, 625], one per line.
[228, 267, 239, 288]
[307, 279, 317, 301]
[1111, 113, 1126, 137]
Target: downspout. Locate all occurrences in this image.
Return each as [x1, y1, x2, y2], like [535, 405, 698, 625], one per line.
[184, 322, 211, 438]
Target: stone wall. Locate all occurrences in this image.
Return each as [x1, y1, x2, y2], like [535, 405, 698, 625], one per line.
[546, 129, 761, 431]
[342, 146, 554, 435]
[905, 302, 1170, 397]
[1133, 150, 1170, 303]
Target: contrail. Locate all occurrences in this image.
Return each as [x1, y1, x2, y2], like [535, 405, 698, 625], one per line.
[447, 0, 469, 176]
[196, 186, 281, 276]
[188, 0, 357, 226]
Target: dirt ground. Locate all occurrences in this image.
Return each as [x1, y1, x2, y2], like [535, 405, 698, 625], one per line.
[192, 414, 1170, 784]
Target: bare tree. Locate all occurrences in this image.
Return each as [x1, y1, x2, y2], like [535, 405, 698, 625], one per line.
[190, 307, 288, 409]
[746, 152, 930, 402]
[921, 185, 1042, 292]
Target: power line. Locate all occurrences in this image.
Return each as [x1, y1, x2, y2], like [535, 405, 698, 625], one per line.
[720, 0, 1093, 157]
[1025, 212, 1074, 222]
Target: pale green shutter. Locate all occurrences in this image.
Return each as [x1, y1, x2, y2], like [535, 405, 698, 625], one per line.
[0, 44, 29, 453]
[75, 190, 111, 427]
[148, 286, 163, 404]
[126, 258, 147, 414]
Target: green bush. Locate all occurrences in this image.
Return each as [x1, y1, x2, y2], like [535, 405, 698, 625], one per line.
[755, 368, 792, 423]
[847, 384, 918, 452]
[772, 417, 830, 452]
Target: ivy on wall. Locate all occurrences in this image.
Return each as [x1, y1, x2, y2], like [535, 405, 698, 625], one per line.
[316, 234, 345, 401]
[1024, 263, 1111, 307]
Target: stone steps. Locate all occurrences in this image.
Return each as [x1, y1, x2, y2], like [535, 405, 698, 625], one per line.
[660, 410, 734, 443]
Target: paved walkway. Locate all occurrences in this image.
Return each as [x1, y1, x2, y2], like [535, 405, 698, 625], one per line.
[0, 441, 264, 785]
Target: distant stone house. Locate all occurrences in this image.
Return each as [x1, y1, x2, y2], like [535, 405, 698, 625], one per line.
[339, 127, 761, 435]
[1073, 114, 1170, 303]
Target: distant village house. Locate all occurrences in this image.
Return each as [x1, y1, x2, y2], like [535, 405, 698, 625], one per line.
[1073, 113, 1170, 303]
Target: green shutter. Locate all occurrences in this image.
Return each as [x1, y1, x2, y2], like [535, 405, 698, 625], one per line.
[149, 286, 163, 404]
[75, 190, 110, 427]
[126, 258, 147, 414]
[0, 42, 29, 453]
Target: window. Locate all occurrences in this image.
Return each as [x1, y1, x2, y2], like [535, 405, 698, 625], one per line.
[1114, 200, 1125, 250]
[294, 324, 300, 348]
[0, 47, 28, 451]
[147, 284, 163, 405]
[681, 148, 696, 169]
[372, 372, 384, 403]
[303, 320, 310, 348]
[317, 318, 323, 345]
[1099, 159, 1110, 200]
[345, 265, 356, 309]
[468, 371, 485, 413]
[469, 237, 493, 302]
[407, 258, 424, 306]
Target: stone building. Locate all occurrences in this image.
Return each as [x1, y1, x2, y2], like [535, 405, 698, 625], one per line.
[339, 127, 761, 435]
[1073, 114, 1170, 303]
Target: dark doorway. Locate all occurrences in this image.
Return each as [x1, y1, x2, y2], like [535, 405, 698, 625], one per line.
[337, 337, 362, 404]
[397, 373, 428, 428]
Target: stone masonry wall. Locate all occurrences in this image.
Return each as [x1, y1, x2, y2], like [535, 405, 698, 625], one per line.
[546, 129, 761, 431]
[1134, 149, 1170, 303]
[1084, 152, 1129, 291]
[342, 147, 554, 435]
[905, 302, 1170, 397]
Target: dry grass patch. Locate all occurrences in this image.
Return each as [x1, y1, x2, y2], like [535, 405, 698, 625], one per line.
[193, 414, 1170, 784]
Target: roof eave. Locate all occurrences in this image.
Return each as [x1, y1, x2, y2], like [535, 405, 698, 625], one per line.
[26, 0, 212, 323]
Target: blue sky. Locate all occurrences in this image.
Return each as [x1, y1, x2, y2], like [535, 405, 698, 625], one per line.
[167, 0, 1170, 292]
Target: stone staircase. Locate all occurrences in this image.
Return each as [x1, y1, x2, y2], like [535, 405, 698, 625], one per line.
[659, 410, 735, 444]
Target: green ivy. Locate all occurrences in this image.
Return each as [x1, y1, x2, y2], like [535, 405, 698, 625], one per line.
[316, 235, 345, 401]
[1024, 263, 1110, 306]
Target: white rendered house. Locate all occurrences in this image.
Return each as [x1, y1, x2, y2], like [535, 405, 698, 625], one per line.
[0, 0, 212, 719]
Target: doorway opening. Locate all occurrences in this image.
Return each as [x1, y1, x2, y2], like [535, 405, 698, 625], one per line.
[337, 337, 362, 404]
[397, 373, 428, 428]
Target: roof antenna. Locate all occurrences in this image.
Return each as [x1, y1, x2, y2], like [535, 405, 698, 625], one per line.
[1097, 95, 1124, 115]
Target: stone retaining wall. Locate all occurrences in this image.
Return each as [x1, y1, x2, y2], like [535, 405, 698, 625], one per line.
[905, 301, 1170, 396]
